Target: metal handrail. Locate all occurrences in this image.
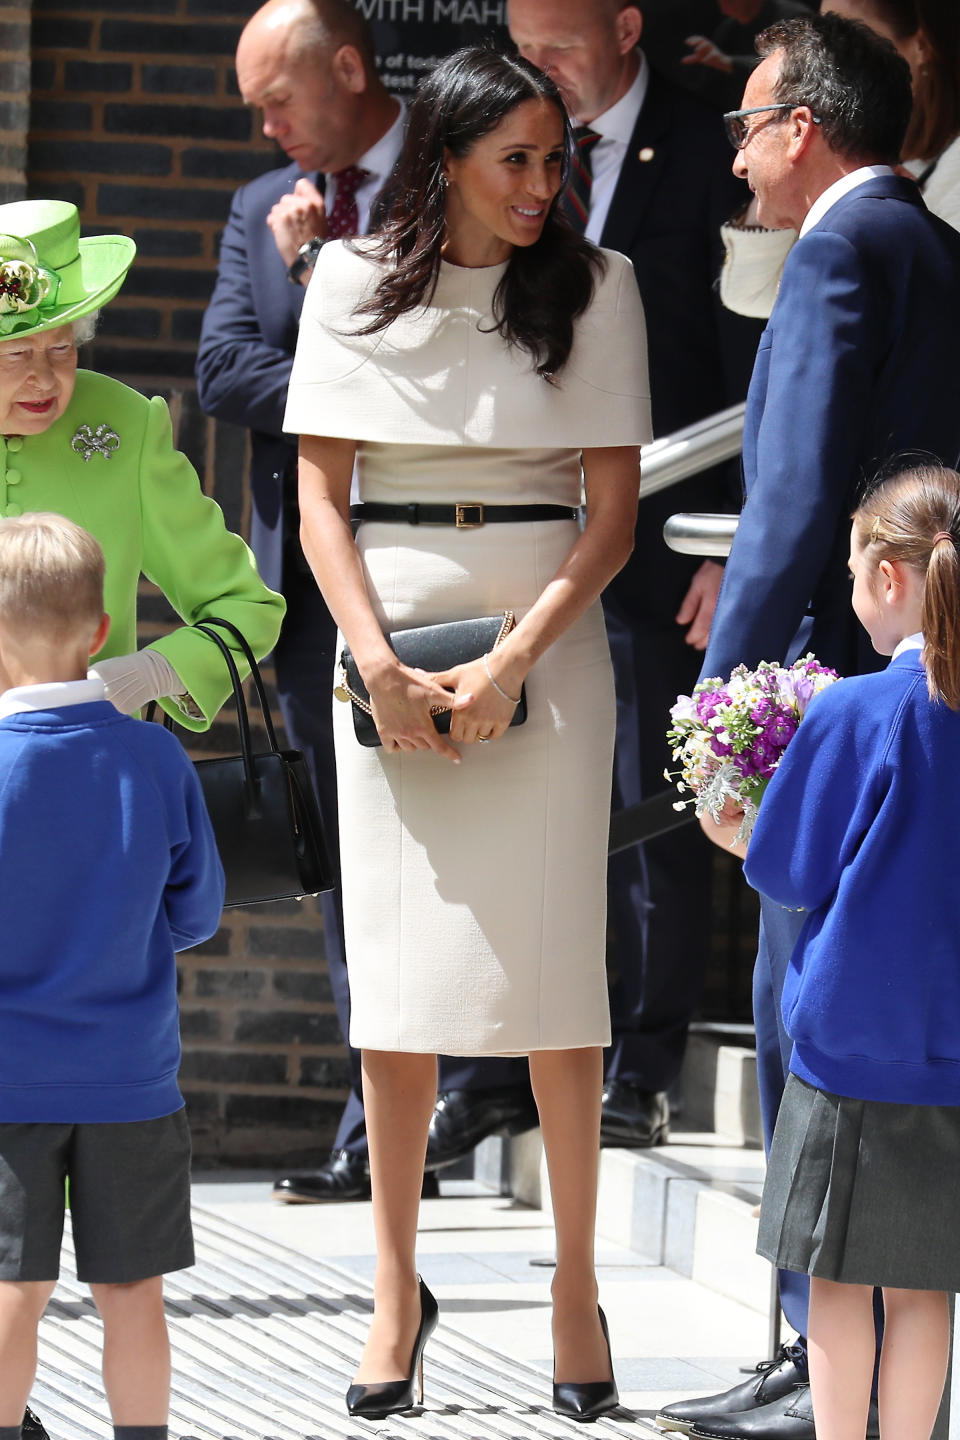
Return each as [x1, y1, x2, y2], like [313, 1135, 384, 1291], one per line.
[639, 401, 745, 499]
[663, 512, 739, 559]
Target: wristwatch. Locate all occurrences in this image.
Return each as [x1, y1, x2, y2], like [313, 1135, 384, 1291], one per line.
[287, 236, 325, 286]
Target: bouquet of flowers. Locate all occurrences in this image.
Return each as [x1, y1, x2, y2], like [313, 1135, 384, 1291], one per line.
[666, 655, 840, 846]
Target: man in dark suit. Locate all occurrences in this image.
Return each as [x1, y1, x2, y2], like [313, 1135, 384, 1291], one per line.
[196, 0, 404, 1203]
[659, 16, 960, 1437]
[424, 0, 763, 1171]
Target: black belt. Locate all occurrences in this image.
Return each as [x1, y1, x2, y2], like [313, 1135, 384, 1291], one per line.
[350, 502, 578, 529]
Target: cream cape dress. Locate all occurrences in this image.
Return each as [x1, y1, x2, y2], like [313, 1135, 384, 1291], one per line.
[284, 239, 652, 1054]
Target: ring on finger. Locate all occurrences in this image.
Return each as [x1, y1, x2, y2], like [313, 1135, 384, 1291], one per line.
[477, 733, 492, 744]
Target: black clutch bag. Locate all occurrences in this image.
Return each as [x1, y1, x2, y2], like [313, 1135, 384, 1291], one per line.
[148, 616, 334, 906]
[335, 611, 528, 748]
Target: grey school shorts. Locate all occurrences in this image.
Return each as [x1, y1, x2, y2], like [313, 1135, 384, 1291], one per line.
[0, 1109, 194, 1283]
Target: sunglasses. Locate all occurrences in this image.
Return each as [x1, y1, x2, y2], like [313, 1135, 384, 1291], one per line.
[723, 102, 821, 150]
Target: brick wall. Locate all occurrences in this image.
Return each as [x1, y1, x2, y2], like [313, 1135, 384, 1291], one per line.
[29, 0, 280, 379]
[0, 0, 30, 200]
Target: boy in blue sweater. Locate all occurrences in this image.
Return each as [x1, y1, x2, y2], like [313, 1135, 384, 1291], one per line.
[0, 514, 224, 1440]
[703, 464, 960, 1440]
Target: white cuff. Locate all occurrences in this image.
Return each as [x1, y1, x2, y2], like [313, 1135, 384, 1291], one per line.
[719, 222, 798, 320]
[88, 649, 186, 715]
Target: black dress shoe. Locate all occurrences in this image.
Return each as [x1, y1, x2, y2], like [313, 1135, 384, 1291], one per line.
[553, 1305, 620, 1423]
[424, 1086, 539, 1172]
[656, 1344, 808, 1433]
[687, 1384, 880, 1440]
[273, 1149, 370, 1203]
[23, 1409, 50, 1440]
[600, 1081, 670, 1148]
[273, 1153, 440, 1203]
[346, 1276, 439, 1419]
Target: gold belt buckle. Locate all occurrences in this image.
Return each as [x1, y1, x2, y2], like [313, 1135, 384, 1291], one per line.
[455, 502, 484, 528]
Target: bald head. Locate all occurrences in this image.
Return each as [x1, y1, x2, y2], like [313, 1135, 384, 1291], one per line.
[236, 0, 395, 174]
[507, 0, 642, 124]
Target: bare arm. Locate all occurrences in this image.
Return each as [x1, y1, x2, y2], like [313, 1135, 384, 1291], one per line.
[436, 445, 641, 745]
[297, 433, 464, 762]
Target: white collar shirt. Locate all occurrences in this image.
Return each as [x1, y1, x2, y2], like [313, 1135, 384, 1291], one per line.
[582, 54, 649, 246]
[892, 631, 924, 660]
[799, 164, 895, 238]
[324, 100, 406, 237]
[0, 676, 106, 721]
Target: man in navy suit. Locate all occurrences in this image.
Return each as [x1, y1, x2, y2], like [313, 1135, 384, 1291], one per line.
[659, 15, 960, 1438]
[196, 0, 404, 1203]
[427, 0, 760, 1162]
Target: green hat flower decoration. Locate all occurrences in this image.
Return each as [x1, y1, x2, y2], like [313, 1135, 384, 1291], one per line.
[0, 236, 59, 332]
[0, 201, 135, 342]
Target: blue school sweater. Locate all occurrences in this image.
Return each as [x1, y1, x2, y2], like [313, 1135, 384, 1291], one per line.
[744, 651, 960, 1105]
[0, 700, 224, 1122]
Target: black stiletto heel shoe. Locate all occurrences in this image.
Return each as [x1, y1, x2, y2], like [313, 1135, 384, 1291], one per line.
[552, 1305, 620, 1422]
[346, 1276, 439, 1420]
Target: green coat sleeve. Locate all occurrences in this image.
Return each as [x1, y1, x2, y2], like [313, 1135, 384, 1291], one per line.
[135, 394, 286, 730]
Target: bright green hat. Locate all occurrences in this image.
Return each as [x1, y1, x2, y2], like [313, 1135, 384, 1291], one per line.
[0, 200, 135, 340]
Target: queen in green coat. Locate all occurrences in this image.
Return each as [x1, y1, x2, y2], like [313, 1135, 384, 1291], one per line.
[0, 199, 284, 728]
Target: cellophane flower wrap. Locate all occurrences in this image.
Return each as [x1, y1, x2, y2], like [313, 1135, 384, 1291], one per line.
[666, 655, 840, 846]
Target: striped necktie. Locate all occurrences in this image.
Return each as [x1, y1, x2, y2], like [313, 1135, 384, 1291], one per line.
[326, 164, 371, 240]
[561, 128, 601, 233]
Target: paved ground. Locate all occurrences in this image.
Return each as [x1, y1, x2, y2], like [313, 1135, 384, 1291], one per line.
[33, 1171, 768, 1438]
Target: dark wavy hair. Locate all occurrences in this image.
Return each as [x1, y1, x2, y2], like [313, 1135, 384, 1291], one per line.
[758, 12, 913, 164]
[351, 46, 605, 380]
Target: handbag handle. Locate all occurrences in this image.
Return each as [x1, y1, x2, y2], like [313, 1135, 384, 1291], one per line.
[192, 617, 281, 819]
[144, 617, 277, 815]
[195, 615, 281, 754]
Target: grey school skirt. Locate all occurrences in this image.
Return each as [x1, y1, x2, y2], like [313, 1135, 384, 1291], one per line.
[758, 1074, 960, 1291]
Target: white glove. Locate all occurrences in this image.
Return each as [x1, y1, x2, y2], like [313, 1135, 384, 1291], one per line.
[88, 649, 186, 715]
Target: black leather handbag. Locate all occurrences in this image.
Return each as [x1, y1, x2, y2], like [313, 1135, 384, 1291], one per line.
[335, 611, 528, 748]
[150, 617, 333, 907]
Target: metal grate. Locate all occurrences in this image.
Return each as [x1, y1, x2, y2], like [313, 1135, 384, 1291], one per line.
[32, 1204, 654, 1438]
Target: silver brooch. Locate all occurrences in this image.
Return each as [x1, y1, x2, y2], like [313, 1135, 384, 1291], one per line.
[71, 423, 121, 463]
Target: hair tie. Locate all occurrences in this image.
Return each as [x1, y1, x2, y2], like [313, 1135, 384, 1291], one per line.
[933, 531, 955, 546]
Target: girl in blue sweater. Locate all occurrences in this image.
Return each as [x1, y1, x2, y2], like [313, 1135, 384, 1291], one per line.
[706, 463, 960, 1440]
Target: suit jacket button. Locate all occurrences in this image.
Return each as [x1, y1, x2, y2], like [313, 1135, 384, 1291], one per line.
[638, 146, 655, 162]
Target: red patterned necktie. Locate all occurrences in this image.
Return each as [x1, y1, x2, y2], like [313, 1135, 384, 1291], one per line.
[560, 128, 602, 233]
[325, 164, 371, 240]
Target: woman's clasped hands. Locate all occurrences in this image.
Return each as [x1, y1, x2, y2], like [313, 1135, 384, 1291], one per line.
[366, 653, 522, 760]
[436, 653, 521, 748]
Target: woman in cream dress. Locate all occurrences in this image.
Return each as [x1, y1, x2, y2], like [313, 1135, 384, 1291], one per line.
[285, 49, 650, 1420]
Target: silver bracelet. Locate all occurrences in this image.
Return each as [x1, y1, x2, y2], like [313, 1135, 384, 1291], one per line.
[483, 652, 521, 706]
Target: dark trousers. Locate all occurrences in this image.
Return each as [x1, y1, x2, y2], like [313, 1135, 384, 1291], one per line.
[273, 554, 366, 1158]
[603, 595, 714, 1091]
[755, 898, 810, 1340]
